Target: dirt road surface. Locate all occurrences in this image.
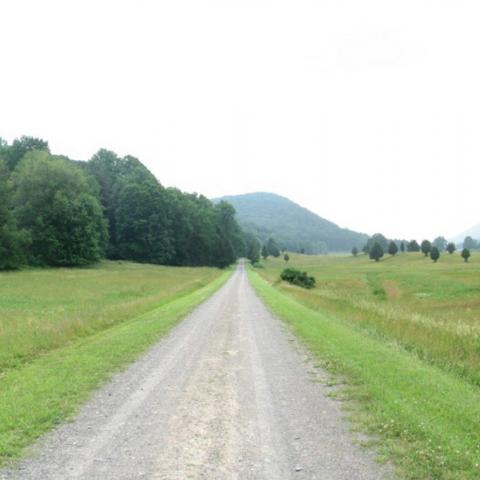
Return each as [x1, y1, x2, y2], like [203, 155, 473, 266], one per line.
[1, 263, 389, 479]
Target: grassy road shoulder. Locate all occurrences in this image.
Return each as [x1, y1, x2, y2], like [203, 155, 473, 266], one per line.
[249, 269, 480, 480]
[0, 269, 231, 465]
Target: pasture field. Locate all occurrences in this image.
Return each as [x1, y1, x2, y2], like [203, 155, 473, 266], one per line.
[0, 261, 229, 463]
[251, 252, 480, 479]
[257, 252, 480, 385]
[0, 261, 222, 371]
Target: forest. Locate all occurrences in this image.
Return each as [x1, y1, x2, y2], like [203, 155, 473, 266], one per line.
[0, 136, 247, 270]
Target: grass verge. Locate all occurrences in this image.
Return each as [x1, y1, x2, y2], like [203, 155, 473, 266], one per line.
[0, 270, 231, 465]
[249, 269, 480, 480]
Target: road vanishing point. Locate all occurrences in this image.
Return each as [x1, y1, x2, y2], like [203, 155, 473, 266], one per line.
[1, 263, 389, 480]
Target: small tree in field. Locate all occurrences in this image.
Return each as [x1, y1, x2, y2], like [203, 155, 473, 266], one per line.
[421, 240, 432, 257]
[369, 242, 384, 262]
[461, 248, 471, 262]
[261, 245, 268, 260]
[388, 241, 398, 256]
[400, 242, 405, 253]
[433, 236, 447, 251]
[430, 246, 440, 263]
[352, 247, 358, 256]
[446, 242, 456, 254]
[284, 253, 290, 262]
[407, 239, 420, 252]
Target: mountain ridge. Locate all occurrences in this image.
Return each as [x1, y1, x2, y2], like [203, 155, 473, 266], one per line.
[215, 192, 368, 253]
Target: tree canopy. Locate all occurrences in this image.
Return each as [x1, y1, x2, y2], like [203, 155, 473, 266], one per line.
[0, 137, 244, 270]
[369, 242, 384, 262]
[388, 241, 398, 256]
[421, 240, 432, 257]
[12, 151, 108, 266]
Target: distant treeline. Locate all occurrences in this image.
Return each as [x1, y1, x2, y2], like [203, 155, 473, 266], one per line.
[354, 233, 476, 262]
[0, 136, 245, 269]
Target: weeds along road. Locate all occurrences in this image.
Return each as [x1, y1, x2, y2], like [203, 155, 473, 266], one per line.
[1, 263, 388, 480]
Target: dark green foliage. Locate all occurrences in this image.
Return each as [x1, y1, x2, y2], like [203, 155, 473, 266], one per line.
[266, 237, 280, 257]
[430, 246, 440, 263]
[421, 240, 432, 257]
[261, 245, 268, 260]
[366, 233, 389, 252]
[0, 159, 28, 269]
[407, 239, 420, 252]
[244, 232, 260, 264]
[215, 192, 367, 253]
[0, 136, 49, 171]
[280, 268, 316, 289]
[351, 247, 358, 256]
[12, 152, 108, 266]
[213, 201, 242, 268]
[400, 241, 405, 253]
[463, 236, 478, 250]
[388, 241, 398, 256]
[88, 150, 243, 268]
[446, 242, 456, 254]
[114, 181, 173, 264]
[284, 253, 290, 262]
[433, 236, 447, 251]
[1, 137, 243, 270]
[369, 242, 384, 262]
[461, 248, 471, 262]
[87, 149, 122, 257]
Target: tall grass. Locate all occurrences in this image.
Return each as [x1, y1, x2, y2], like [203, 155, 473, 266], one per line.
[0, 261, 221, 371]
[0, 262, 228, 463]
[258, 252, 480, 385]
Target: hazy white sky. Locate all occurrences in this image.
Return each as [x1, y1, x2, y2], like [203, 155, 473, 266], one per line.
[1, 0, 479, 240]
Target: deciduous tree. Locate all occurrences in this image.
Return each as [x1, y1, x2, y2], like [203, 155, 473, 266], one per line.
[446, 242, 456, 254]
[421, 240, 432, 257]
[461, 248, 471, 262]
[388, 241, 398, 256]
[369, 242, 384, 262]
[13, 151, 107, 266]
[430, 246, 440, 263]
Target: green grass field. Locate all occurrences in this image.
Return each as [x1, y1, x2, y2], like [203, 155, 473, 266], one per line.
[257, 252, 480, 386]
[0, 261, 228, 463]
[251, 252, 480, 479]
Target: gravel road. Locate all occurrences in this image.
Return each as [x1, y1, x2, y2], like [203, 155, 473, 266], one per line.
[1, 263, 390, 480]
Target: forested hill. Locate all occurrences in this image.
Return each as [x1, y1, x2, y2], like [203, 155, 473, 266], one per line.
[0, 136, 243, 270]
[216, 192, 368, 253]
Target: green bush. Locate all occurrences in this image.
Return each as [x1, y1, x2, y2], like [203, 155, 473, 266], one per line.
[280, 268, 316, 289]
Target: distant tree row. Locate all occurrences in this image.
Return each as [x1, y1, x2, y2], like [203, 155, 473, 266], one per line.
[353, 233, 473, 263]
[0, 136, 244, 269]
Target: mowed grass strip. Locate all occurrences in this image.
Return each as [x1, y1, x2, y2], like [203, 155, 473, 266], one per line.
[0, 261, 222, 371]
[249, 269, 480, 480]
[0, 268, 230, 464]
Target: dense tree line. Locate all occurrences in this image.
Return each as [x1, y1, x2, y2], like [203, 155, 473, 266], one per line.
[0, 136, 244, 269]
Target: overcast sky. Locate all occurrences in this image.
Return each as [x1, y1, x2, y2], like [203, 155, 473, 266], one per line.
[1, 1, 479, 240]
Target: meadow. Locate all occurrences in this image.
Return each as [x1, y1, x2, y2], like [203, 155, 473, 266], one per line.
[257, 251, 480, 385]
[0, 261, 228, 462]
[251, 251, 480, 479]
[0, 261, 222, 371]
